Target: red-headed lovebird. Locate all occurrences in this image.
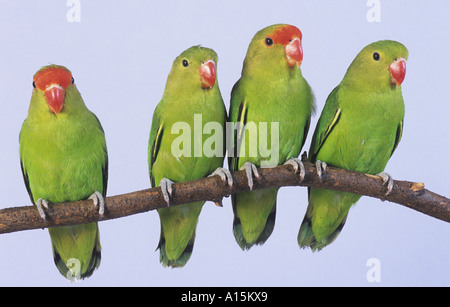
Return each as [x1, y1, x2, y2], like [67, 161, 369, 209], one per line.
[229, 24, 315, 250]
[19, 65, 108, 279]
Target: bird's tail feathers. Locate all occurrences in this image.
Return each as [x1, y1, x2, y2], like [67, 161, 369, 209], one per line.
[297, 215, 347, 252]
[51, 224, 101, 281]
[157, 228, 195, 268]
[232, 196, 277, 250]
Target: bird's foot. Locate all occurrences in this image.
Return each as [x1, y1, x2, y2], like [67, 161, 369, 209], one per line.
[377, 172, 394, 196]
[89, 191, 105, 216]
[240, 162, 260, 191]
[208, 167, 234, 187]
[209, 167, 234, 207]
[315, 160, 328, 180]
[159, 178, 174, 206]
[283, 158, 306, 182]
[36, 198, 49, 220]
[213, 200, 223, 207]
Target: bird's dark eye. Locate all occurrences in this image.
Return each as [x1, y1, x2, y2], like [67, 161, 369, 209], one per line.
[32, 81, 36, 89]
[71, 77, 74, 84]
[265, 37, 273, 46]
[373, 52, 380, 61]
[182, 59, 189, 67]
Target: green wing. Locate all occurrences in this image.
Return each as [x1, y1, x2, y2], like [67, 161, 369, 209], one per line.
[309, 86, 342, 162]
[20, 161, 34, 205]
[228, 80, 248, 172]
[391, 119, 403, 157]
[93, 113, 108, 196]
[148, 107, 164, 188]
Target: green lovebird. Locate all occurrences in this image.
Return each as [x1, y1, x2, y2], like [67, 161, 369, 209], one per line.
[19, 65, 108, 280]
[148, 46, 231, 268]
[228, 24, 315, 250]
[298, 40, 408, 251]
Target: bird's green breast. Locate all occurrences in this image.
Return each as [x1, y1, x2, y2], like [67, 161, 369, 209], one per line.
[235, 72, 313, 168]
[316, 88, 404, 174]
[151, 90, 226, 185]
[20, 108, 106, 204]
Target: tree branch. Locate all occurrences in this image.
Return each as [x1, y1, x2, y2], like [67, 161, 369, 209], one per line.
[1, 158, 448, 234]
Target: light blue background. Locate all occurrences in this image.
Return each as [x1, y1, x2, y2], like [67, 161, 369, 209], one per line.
[0, 0, 448, 286]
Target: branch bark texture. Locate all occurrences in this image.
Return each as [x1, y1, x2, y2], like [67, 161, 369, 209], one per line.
[0, 160, 448, 234]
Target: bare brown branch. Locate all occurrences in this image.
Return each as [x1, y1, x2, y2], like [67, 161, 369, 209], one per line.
[0, 159, 448, 234]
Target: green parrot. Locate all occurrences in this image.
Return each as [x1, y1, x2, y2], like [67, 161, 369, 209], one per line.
[148, 46, 231, 268]
[228, 24, 315, 250]
[298, 40, 408, 251]
[19, 65, 108, 280]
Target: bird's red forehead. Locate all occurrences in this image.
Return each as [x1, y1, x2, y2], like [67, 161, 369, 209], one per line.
[33, 67, 72, 91]
[269, 25, 302, 45]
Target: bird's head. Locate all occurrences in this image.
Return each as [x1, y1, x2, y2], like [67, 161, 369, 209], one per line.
[33, 65, 74, 115]
[244, 24, 304, 73]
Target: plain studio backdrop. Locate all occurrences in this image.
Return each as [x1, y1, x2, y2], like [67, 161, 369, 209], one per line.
[0, 0, 448, 286]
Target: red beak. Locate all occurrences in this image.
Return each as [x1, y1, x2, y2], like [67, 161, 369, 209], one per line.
[389, 57, 407, 86]
[285, 37, 303, 67]
[199, 60, 216, 89]
[45, 84, 65, 114]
